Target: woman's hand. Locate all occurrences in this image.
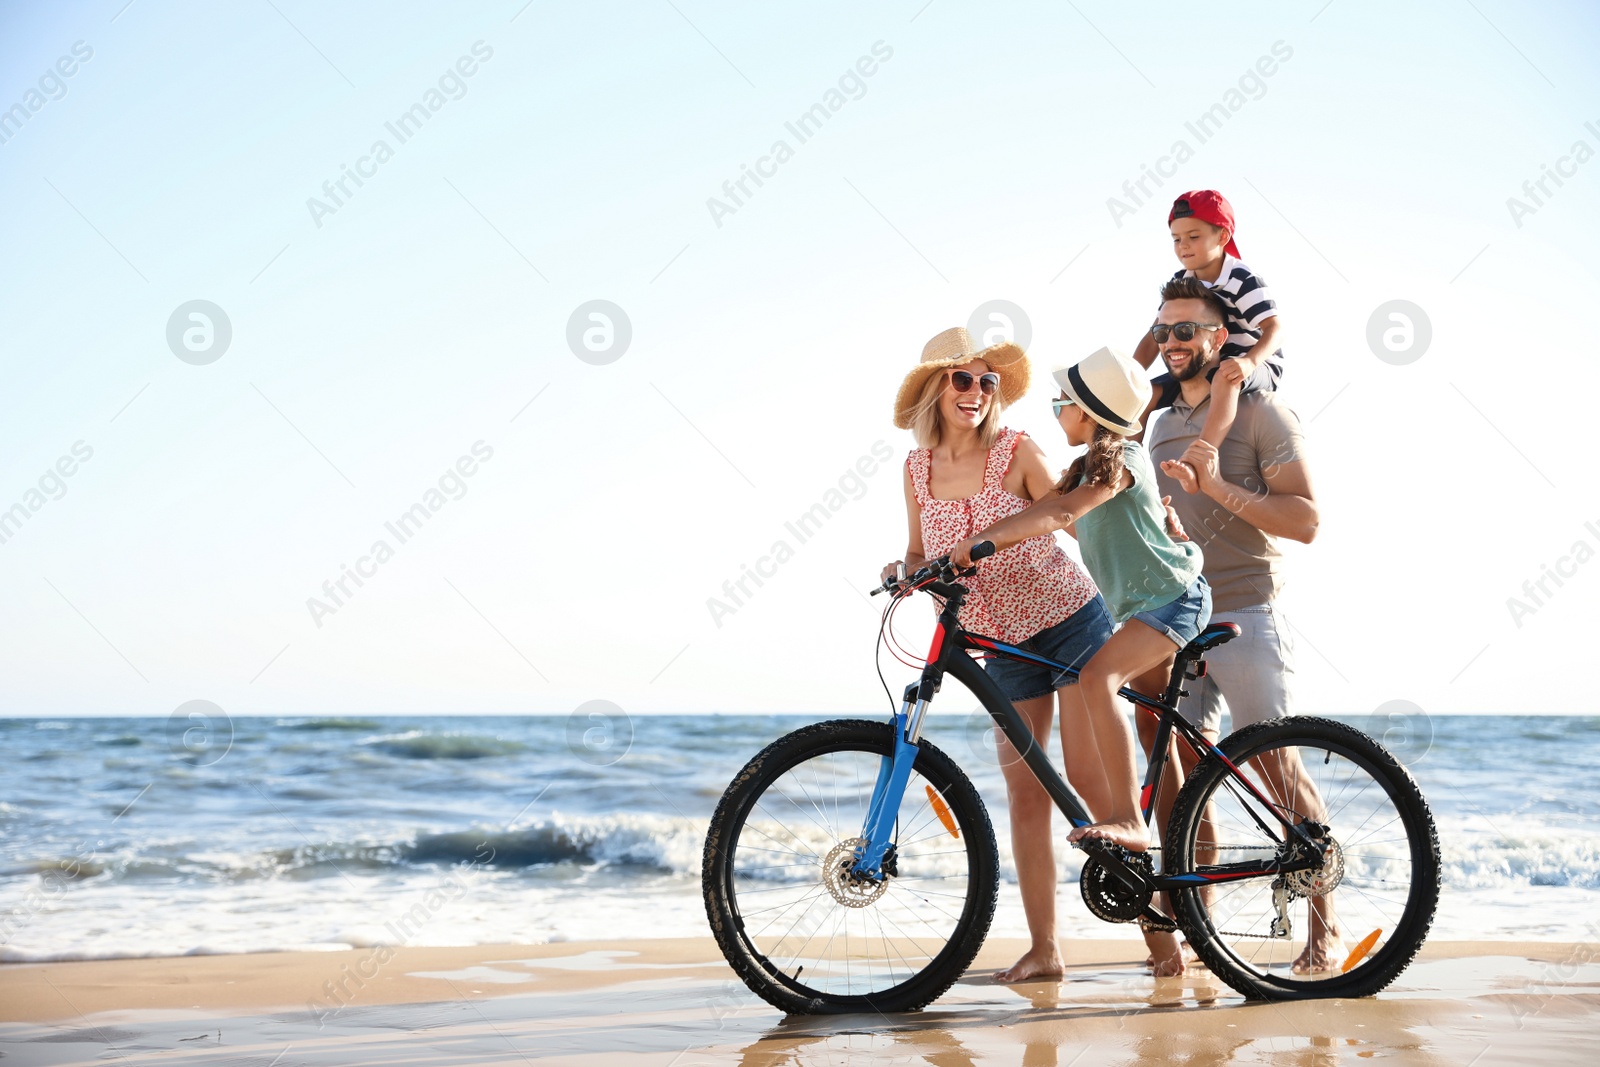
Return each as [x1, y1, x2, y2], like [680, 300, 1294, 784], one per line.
[949, 538, 979, 569]
[880, 560, 905, 585]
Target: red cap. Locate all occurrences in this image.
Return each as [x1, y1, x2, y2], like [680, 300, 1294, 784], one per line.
[1168, 190, 1239, 258]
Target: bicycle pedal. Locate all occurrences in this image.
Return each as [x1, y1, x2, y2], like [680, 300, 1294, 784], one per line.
[1073, 836, 1130, 861]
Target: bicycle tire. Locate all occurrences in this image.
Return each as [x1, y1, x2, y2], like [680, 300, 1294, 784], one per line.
[703, 718, 999, 1014]
[1165, 715, 1440, 1000]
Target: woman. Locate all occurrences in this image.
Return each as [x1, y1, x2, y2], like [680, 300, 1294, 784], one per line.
[881, 326, 1118, 984]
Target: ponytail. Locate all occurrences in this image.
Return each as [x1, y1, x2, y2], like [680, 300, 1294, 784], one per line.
[1057, 423, 1128, 494]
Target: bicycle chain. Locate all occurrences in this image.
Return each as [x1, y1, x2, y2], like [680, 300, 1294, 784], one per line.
[1142, 845, 1305, 940]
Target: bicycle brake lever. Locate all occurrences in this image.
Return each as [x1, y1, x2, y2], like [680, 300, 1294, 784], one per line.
[944, 541, 996, 580]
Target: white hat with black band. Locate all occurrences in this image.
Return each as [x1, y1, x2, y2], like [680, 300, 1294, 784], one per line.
[1052, 346, 1152, 435]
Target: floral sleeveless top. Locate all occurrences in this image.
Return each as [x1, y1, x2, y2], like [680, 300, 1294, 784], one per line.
[909, 428, 1099, 643]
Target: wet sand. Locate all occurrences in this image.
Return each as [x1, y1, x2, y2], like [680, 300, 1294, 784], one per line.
[2, 937, 1597, 1065]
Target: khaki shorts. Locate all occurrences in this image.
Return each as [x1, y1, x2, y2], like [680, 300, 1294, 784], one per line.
[1174, 603, 1295, 737]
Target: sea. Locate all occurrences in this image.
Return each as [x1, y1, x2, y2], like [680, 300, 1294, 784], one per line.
[2, 713, 1597, 962]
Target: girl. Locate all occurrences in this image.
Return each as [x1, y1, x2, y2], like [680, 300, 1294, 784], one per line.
[883, 326, 1118, 984]
[951, 345, 1211, 977]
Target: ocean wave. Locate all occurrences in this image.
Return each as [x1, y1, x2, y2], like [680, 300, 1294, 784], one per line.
[1442, 827, 1600, 890]
[9, 809, 1600, 902]
[363, 730, 526, 760]
[9, 812, 1600, 896]
[279, 717, 382, 731]
[409, 813, 702, 873]
[6, 857, 106, 880]
[1, 815, 708, 888]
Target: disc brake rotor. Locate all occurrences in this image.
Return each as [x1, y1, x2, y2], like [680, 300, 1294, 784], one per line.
[1285, 836, 1344, 897]
[822, 838, 890, 908]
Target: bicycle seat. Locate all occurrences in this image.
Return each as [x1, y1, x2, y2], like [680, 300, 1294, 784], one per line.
[1184, 622, 1241, 655]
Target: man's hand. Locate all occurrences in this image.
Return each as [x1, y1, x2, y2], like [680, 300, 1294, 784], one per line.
[1161, 459, 1200, 495]
[1180, 439, 1223, 493]
[1161, 495, 1189, 542]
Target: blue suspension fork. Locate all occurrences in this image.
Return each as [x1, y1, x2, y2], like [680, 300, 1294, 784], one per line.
[853, 623, 948, 877]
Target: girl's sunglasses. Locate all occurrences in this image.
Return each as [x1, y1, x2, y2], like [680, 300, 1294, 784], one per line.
[1148, 321, 1222, 344]
[949, 370, 1001, 395]
[1052, 397, 1076, 417]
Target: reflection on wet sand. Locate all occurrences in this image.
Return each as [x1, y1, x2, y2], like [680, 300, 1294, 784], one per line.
[719, 947, 1595, 1067]
[1, 939, 1596, 1065]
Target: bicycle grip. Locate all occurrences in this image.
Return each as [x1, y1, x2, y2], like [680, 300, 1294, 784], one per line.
[970, 540, 997, 562]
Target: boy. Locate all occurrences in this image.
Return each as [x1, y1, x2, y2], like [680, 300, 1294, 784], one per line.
[1131, 190, 1284, 486]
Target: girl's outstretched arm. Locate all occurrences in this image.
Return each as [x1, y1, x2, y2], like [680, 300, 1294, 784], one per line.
[949, 470, 1131, 566]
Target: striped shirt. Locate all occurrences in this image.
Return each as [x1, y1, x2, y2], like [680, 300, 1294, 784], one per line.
[1171, 254, 1282, 369]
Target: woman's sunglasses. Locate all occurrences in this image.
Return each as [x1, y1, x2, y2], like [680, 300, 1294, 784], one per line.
[1148, 321, 1222, 344]
[1052, 397, 1076, 417]
[949, 370, 1001, 395]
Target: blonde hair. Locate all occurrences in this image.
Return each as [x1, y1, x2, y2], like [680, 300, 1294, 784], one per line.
[908, 368, 1004, 450]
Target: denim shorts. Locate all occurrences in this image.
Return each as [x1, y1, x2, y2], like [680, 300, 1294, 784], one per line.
[1131, 574, 1212, 648]
[982, 595, 1115, 703]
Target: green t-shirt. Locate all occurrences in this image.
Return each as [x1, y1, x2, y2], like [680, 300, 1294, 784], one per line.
[1071, 441, 1203, 624]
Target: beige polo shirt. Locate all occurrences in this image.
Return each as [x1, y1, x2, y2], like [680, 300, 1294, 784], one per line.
[1147, 391, 1307, 614]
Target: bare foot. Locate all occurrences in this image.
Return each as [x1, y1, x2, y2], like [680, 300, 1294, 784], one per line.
[1067, 819, 1151, 853]
[1292, 933, 1348, 974]
[1295, 898, 1345, 974]
[1143, 941, 1201, 972]
[994, 943, 1065, 983]
[1143, 929, 1186, 977]
[1160, 458, 1200, 494]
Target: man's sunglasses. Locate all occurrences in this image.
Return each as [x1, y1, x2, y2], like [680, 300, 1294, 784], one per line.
[1149, 321, 1222, 344]
[949, 370, 1001, 395]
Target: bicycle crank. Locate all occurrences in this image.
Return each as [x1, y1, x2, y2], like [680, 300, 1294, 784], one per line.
[1078, 839, 1155, 923]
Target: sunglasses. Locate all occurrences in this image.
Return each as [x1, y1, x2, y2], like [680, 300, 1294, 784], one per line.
[1051, 397, 1076, 417]
[1149, 321, 1222, 344]
[949, 370, 1001, 395]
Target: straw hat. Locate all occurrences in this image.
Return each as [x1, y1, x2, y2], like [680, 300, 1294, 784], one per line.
[1051, 346, 1152, 435]
[892, 327, 1031, 430]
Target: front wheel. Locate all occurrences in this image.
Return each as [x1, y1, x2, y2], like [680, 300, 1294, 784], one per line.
[703, 719, 999, 1014]
[1165, 716, 1440, 1000]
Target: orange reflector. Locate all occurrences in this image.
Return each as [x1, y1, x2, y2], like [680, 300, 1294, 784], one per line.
[926, 785, 960, 839]
[1341, 928, 1382, 973]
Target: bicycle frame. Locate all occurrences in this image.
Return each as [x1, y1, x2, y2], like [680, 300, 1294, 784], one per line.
[854, 579, 1325, 906]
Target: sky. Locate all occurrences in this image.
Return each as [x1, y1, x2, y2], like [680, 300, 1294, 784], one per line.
[1, 0, 1596, 720]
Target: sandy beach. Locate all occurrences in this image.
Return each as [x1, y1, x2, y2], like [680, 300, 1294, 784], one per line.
[2, 937, 1596, 1065]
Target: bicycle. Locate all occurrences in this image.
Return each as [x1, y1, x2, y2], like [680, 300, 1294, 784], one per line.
[703, 546, 1441, 1014]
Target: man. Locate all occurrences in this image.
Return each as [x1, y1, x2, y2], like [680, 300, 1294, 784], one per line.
[1143, 274, 1340, 972]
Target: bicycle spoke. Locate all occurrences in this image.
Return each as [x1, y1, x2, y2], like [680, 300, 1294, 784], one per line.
[1168, 722, 1435, 997]
[723, 744, 985, 998]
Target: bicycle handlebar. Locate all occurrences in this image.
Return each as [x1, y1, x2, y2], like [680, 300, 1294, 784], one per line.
[872, 540, 996, 596]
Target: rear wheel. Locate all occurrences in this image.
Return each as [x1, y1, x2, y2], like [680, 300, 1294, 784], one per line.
[703, 719, 998, 1014]
[1166, 716, 1439, 999]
